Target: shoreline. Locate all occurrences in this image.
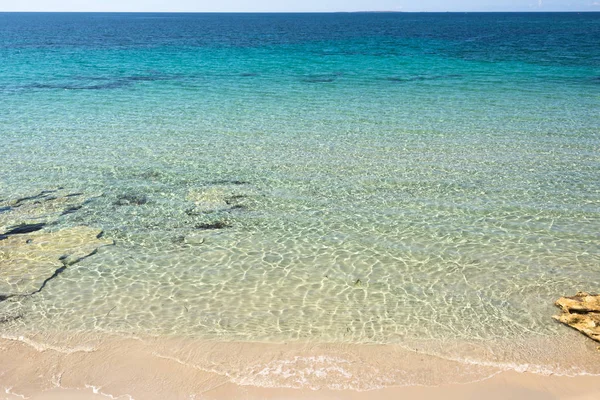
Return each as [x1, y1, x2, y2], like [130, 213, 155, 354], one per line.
[2, 331, 599, 399]
[6, 371, 600, 400]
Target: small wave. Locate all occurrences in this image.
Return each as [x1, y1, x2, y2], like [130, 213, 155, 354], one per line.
[84, 385, 135, 400]
[238, 355, 356, 390]
[152, 351, 388, 391]
[151, 352, 230, 377]
[4, 387, 28, 399]
[1, 334, 96, 354]
[393, 342, 600, 379]
[445, 355, 600, 378]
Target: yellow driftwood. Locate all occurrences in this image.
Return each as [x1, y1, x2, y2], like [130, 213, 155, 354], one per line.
[553, 292, 600, 343]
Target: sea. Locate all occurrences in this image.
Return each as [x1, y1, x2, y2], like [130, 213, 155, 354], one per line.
[0, 12, 599, 392]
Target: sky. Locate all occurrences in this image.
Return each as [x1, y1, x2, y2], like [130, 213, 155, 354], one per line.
[1, 0, 600, 12]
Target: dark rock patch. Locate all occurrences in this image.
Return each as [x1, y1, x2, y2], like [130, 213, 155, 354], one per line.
[115, 193, 148, 206]
[127, 76, 160, 82]
[3, 223, 46, 236]
[206, 180, 250, 186]
[71, 73, 175, 83]
[385, 76, 424, 82]
[0, 206, 12, 213]
[172, 235, 186, 244]
[303, 76, 337, 83]
[124, 72, 180, 83]
[14, 190, 58, 206]
[137, 169, 165, 180]
[70, 75, 112, 81]
[0, 313, 22, 324]
[25, 82, 129, 91]
[195, 221, 231, 230]
[65, 192, 84, 198]
[22, 73, 180, 92]
[185, 208, 201, 216]
[384, 74, 462, 83]
[226, 205, 247, 212]
[224, 195, 248, 205]
[186, 202, 247, 215]
[82, 195, 104, 206]
[302, 72, 343, 83]
[61, 205, 83, 216]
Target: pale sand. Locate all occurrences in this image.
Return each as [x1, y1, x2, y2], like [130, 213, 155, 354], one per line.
[1, 332, 599, 400]
[6, 372, 600, 400]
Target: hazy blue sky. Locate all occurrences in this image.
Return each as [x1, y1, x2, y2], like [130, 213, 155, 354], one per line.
[2, 0, 599, 12]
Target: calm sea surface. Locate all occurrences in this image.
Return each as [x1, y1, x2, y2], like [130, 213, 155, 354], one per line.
[1, 12, 599, 384]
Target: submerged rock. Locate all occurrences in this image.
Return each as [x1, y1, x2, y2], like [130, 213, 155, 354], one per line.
[553, 292, 600, 343]
[195, 221, 231, 230]
[0, 312, 22, 325]
[0, 226, 113, 298]
[185, 181, 254, 217]
[205, 179, 249, 186]
[12, 189, 60, 206]
[186, 187, 231, 213]
[3, 223, 46, 236]
[61, 205, 83, 216]
[114, 192, 148, 206]
[0, 188, 90, 232]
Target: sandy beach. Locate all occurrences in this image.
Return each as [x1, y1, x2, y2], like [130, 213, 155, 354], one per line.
[2, 332, 599, 400]
[6, 373, 599, 400]
[6, 365, 600, 400]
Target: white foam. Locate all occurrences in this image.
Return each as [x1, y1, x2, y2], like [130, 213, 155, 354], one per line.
[1, 334, 96, 354]
[151, 352, 227, 376]
[84, 384, 135, 400]
[449, 356, 600, 378]
[236, 355, 393, 391]
[3, 387, 29, 399]
[51, 372, 63, 388]
[393, 342, 600, 379]
[152, 351, 390, 391]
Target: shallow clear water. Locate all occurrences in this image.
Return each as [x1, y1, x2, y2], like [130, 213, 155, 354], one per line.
[1, 12, 599, 376]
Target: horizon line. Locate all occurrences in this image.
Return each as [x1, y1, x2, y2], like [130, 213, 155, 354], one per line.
[1, 10, 599, 13]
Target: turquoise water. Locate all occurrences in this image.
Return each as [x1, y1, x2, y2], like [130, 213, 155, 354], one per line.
[1, 12, 599, 378]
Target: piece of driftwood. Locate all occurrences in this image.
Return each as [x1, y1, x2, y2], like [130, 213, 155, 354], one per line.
[553, 292, 600, 343]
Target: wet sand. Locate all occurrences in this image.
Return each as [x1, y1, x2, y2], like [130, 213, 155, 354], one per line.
[5, 371, 600, 400]
[2, 332, 599, 400]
